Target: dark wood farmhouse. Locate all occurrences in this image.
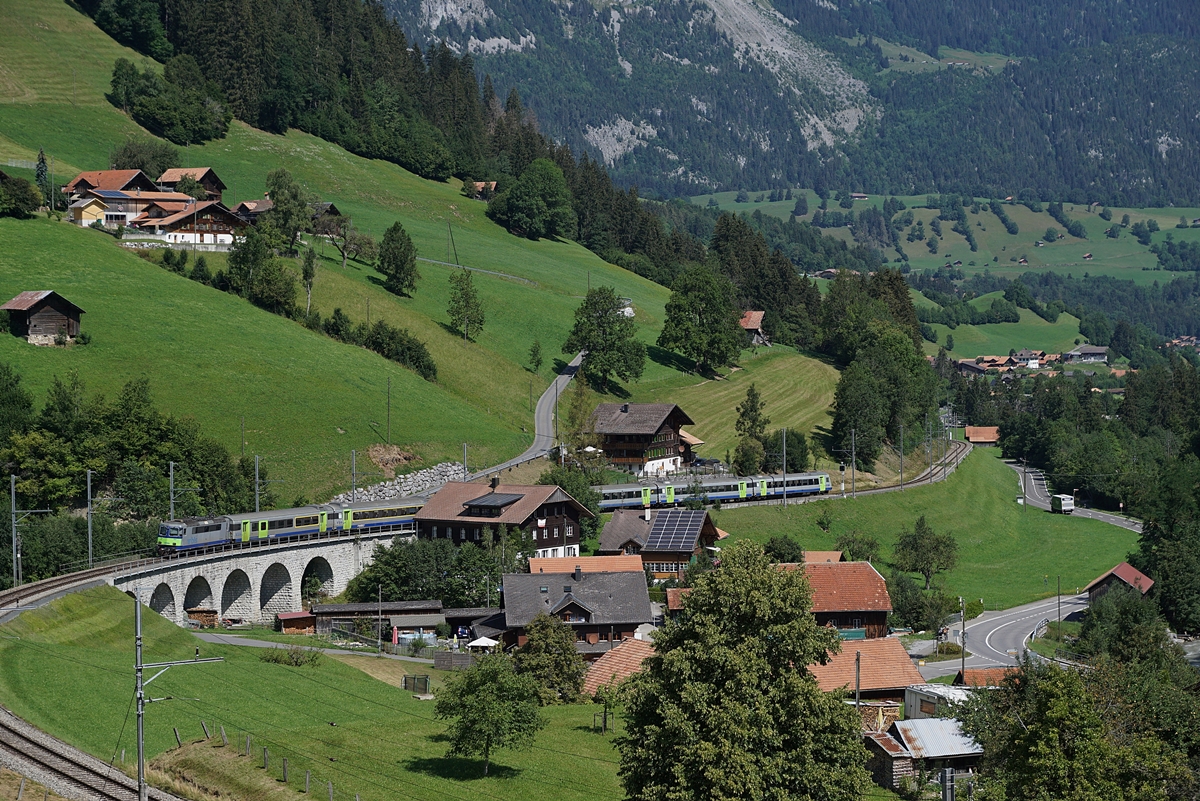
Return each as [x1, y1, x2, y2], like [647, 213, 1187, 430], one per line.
[157, 168, 227, 203]
[1084, 561, 1154, 605]
[130, 201, 248, 245]
[500, 568, 653, 659]
[598, 508, 720, 579]
[63, 169, 155, 203]
[783, 561, 892, 639]
[232, 196, 274, 223]
[415, 481, 594, 559]
[2, 291, 85, 344]
[590, 403, 695, 476]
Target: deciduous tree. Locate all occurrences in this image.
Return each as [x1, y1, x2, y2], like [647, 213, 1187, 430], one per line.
[562, 287, 645, 390]
[378, 221, 419, 297]
[618, 541, 868, 800]
[434, 654, 545, 776]
[263, 169, 312, 253]
[656, 265, 744, 371]
[513, 613, 586, 704]
[448, 268, 485, 340]
[893, 515, 958, 589]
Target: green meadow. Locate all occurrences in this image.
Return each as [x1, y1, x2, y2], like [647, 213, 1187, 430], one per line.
[0, 587, 624, 801]
[712, 449, 1138, 609]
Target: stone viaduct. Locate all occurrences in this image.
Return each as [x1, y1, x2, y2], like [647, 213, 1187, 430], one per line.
[112, 532, 395, 627]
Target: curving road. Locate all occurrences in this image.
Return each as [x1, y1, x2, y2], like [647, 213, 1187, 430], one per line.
[917, 593, 1087, 679]
[1008, 462, 1142, 533]
[470, 351, 584, 478]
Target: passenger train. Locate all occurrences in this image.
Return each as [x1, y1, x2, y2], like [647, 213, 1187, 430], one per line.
[156, 497, 424, 555]
[595, 471, 832, 510]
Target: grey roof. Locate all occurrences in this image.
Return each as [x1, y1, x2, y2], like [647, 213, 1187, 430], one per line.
[470, 611, 508, 639]
[465, 493, 524, 509]
[502, 571, 652, 628]
[890, 719, 982, 759]
[313, 601, 442, 615]
[598, 509, 653, 552]
[443, 607, 500, 620]
[1070, 345, 1109, 355]
[591, 403, 693, 435]
[389, 614, 446, 628]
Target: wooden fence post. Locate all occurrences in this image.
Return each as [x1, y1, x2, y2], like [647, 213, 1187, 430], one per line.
[263, 747, 269, 770]
[305, 770, 311, 794]
[283, 757, 289, 783]
[220, 726, 228, 747]
[328, 781, 333, 801]
[245, 735, 251, 756]
[201, 721, 210, 739]
[16, 778, 24, 801]
[173, 728, 182, 749]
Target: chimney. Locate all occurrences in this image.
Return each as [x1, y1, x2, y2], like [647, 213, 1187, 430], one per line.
[644, 507, 651, 522]
[621, 404, 629, 413]
[574, 566, 582, 582]
[489, 475, 499, 491]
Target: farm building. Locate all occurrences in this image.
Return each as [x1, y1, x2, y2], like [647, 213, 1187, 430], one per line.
[311, 600, 442, 636]
[964, 426, 1000, 446]
[581, 637, 654, 697]
[739, 310, 770, 346]
[904, 684, 973, 719]
[276, 610, 315, 635]
[590, 403, 696, 476]
[1084, 562, 1153, 605]
[130, 200, 248, 245]
[954, 667, 1015, 687]
[807, 637, 923, 701]
[2, 291, 85, 345]
[866, 719, 982, 791]
[528, 555, 644, 574]
[777, 561, 892, 638]
[158, 167, 227, 202]
[1064, 344, 1109, 363]
[232, 195, 274, 223]
[63, 169, 155, 203]
[66, 196, 107, 227]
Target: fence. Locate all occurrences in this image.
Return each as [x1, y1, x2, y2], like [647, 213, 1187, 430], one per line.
[402, 675, 430, 693]
[433, 651, 475, 671]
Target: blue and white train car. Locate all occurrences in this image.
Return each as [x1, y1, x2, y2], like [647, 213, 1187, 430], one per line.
[595, 472, 830, 510]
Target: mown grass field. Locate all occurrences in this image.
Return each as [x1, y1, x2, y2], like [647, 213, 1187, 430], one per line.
[712, 448, 1139, 609]
[922, 305, 1084, 359]
[0, 218, 527, 500]
[690, 189, 1200, 288]
[0, 587, 625, 801]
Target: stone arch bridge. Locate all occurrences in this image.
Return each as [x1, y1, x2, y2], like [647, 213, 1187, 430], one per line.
[112, 532, 395, 627]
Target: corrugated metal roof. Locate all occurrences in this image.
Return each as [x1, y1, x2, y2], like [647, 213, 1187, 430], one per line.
[1, 291, 85, 315]
[389, 614, 446, 628]
[891, 719, 981, 759]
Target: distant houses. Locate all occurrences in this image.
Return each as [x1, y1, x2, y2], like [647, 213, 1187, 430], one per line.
[964, 426, 1000, 446]
[1063, 344, 1109, 363]
[158, 167, 227, 202]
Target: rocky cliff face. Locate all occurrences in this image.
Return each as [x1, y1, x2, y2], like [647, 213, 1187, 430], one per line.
[384, 0, 879, 193]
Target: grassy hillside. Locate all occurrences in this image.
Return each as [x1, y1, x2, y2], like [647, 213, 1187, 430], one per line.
[0, 587, 624, 801]
[922, 307, 1083, 358]
[0, 218, 528, 499]
[0, 0, 840, 499]
[712, 449, 1138, 608]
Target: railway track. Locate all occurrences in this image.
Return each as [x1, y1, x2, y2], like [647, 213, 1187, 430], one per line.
[0, 706, 182, 801]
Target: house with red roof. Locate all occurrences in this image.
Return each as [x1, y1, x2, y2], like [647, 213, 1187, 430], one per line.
[807, 637, 924, 700]
[964, 426, 1000, 446]
[158, 167, 227, 202]
[778, 561, 893, 638]
[63, 169, 155, 202]
[1085, 562, 1154, 605]
[739, 310, 769, 346]
[581, 637, 654, 696]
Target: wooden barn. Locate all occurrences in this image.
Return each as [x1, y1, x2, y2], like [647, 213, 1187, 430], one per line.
[2, 291, 85, 344]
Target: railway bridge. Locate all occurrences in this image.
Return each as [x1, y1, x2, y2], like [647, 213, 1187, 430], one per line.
[111, 531, 395, 627]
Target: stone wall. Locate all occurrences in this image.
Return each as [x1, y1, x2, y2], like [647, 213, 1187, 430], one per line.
[329, 462, 467, 504]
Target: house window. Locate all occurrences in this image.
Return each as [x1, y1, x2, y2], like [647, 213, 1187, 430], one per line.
[473, 528, 480, 541]
[539, 586, 548, 593]
[432, 526, 437, 537]
[919, 700, 937, 716]
[460, 527, 466, 539]
[576, 631, 586, 641]
[852, 618, 862, 628]
[553, 527, 559, 538]
[566, 525, 573, 538]
[542, 530, 548, 540]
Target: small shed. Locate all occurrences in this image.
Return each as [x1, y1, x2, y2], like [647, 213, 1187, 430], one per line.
[1084, 562, 1154, 605]
[739, 310, 770, 346]
[2, 291, 85, 345]
[904, 683, 973, 719]
[277, 610, 316, 635]
[964, 426, 1000, 446]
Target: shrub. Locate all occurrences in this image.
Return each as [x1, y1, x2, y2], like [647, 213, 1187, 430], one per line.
[259, 645, 323, 667]
[77, 331, 93, 345]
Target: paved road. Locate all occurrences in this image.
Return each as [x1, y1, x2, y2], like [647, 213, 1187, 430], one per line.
[470, 351, 584, 478]
[917, 593, 1087, 679]
[1007, 462, 1142, 533]
[193, 631, 436, 664]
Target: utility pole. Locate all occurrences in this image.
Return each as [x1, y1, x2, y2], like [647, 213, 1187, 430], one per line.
[255, 456, 260, 513]
[377, 583, 382, 656]
[168, 462, 198, 521]
[1021, 457, 1027, 512]
[898, 423, 904, 491]
[10, 476, 50, 587]
[240, 416, 245, 458]
[1057, 575, 1061, 642]
[87, 469, 94, 568]
[851, 429, 856, 499]
[463, 443, 468, 478]
[927, 416, 933, 484]
[959, 596, 966, 681]
[351, 450, 357, 503]
[854, 650, 861, 711]
[387, 377, 391, 446]
[134, 592, 222, 801]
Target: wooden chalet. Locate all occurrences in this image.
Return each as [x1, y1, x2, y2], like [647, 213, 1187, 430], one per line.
[63, 169, 155, 203]
[1084, 562, 1154, 605]
[598, 508, 720, 579]
[232, 196, 274, 223]
[415, 481, 594, 559]
[2, 291, 84, 344]
[158, 167, 227, 203]
[964, 426, 1000, 446]
[739, 310, 770, 346]
[777, 561, 892, 638]
[590, 403, 695, 476]
[130, 200, 248, 245]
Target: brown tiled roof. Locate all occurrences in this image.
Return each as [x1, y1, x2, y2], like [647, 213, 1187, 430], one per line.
[808, 637, 923, 693]
[581, 638, 654, 696]
[1084, 561, 1154, 595]
[1, 291, 84, 314]
[591, 403, 693, 435]
[528, 556, 644, 574]
[665, 587, 691, 611]
[88, 190, 196, 202]
[415, 482, 593, 527]
[804, 550, 844, 563]
[800, 562, 891, 613]
[739, 310, 765, 330]
[138, 201, 245, 229]
[65, 169, 150, 192]
[964, 426, 1000, 443]
[955, 667, 1014, 687]
[158, 167, 225, 189]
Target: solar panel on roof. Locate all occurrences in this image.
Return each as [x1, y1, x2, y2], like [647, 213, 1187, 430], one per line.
[645, 509, 706, 552]
[464, 492, 524, 508]
[91, 190, 129, 198]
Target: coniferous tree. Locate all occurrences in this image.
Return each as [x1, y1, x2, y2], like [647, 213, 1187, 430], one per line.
[378, 221, 419, 297]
